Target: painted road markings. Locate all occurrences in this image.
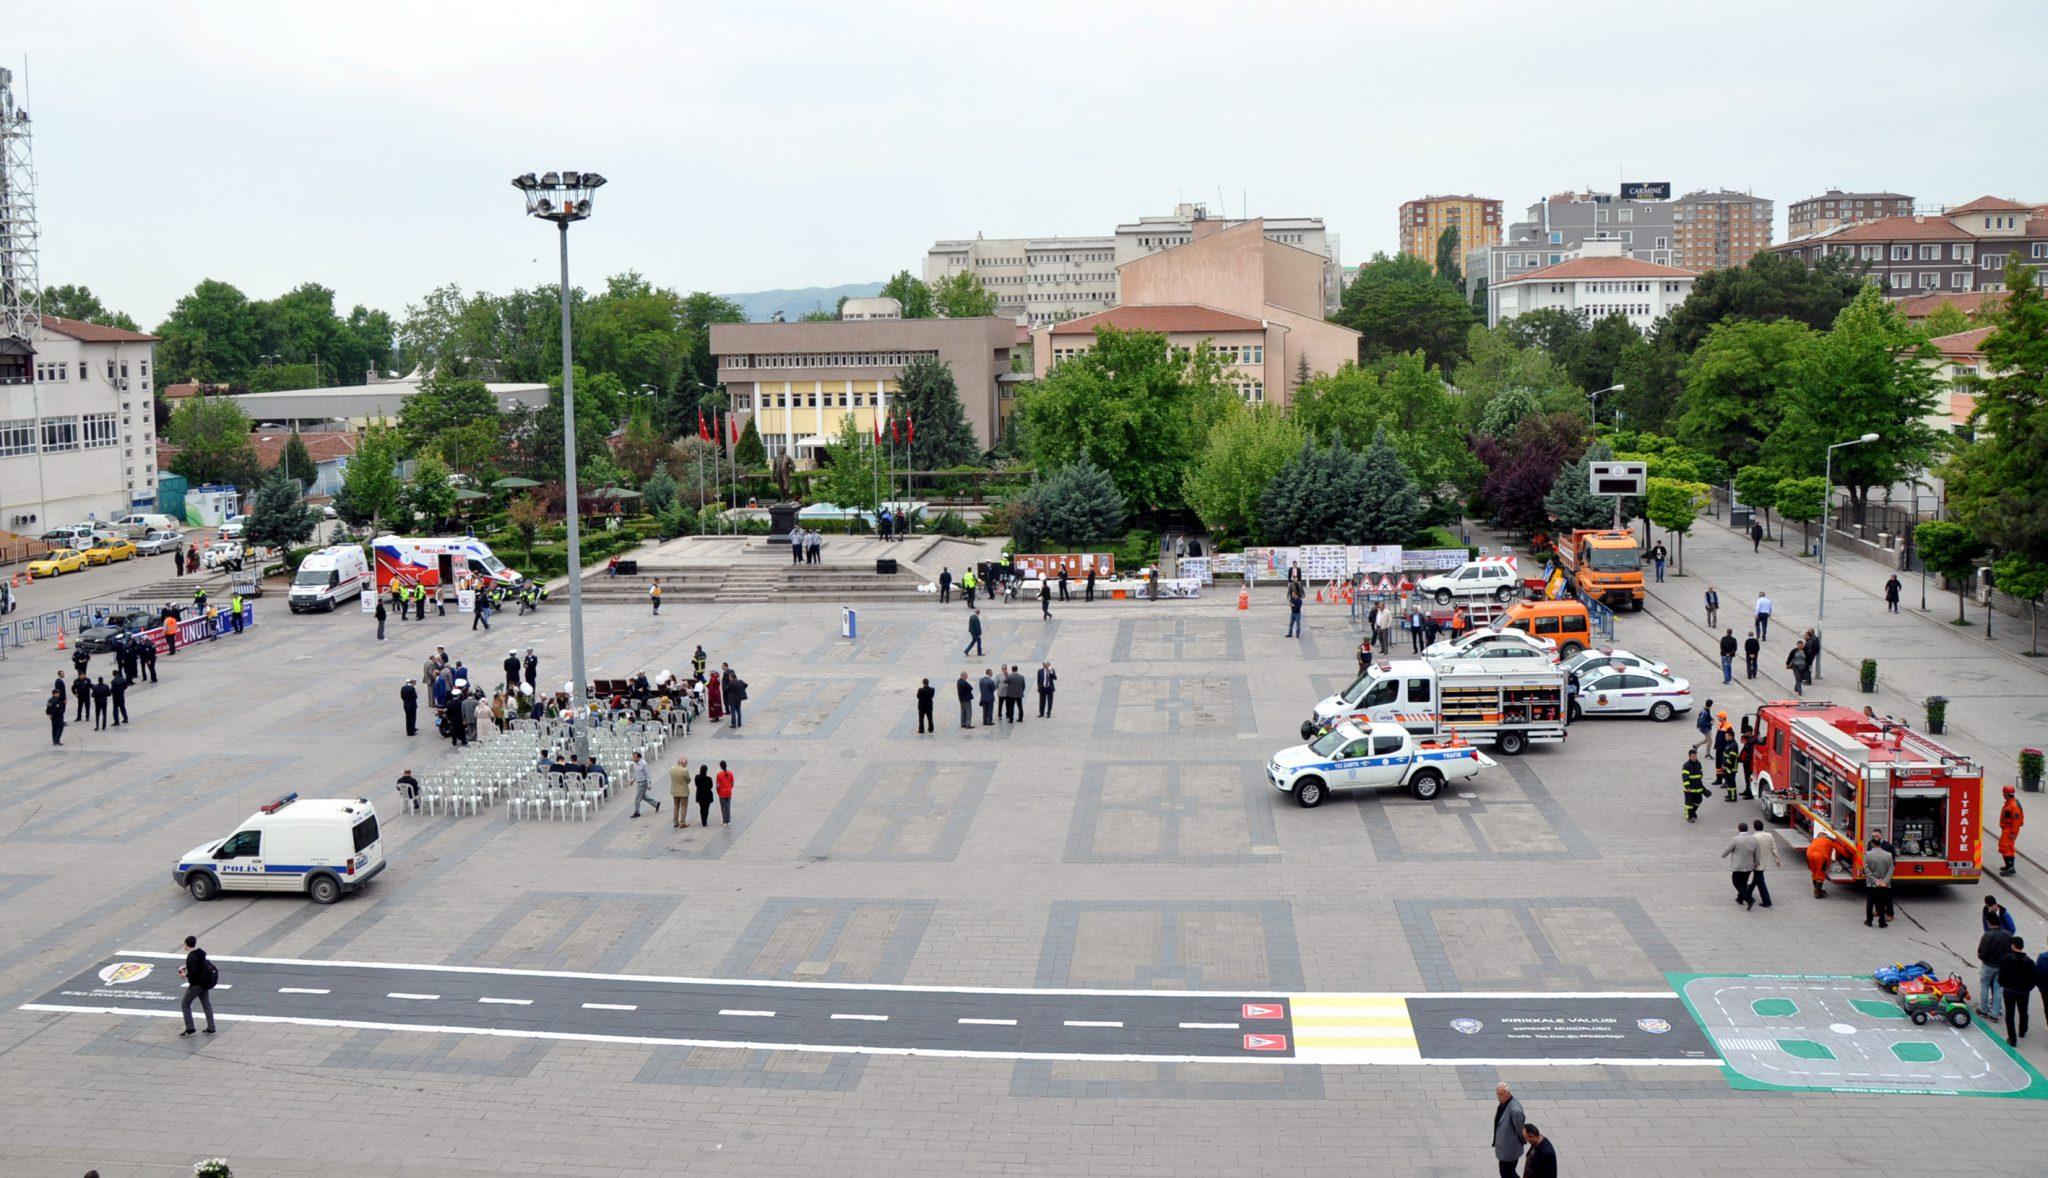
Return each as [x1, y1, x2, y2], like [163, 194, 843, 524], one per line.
[278, 988, 329, 995]
[1287, 994, 1420, 1065]
[831, 1013, 888, 1021]
[719, 1009, 775, 1018]
[1179, 1022, 1240, 1030]
[479, 997, 531, 1005]
[1242, 1003, 1283, 1019]
[959, 1018, 1016, 1026]
[1243, 1034, 1289, 1051]
[1063, 1020, 1122, 1028]
[582, 1003, 637, 1011]
[386, 992, 439, 1001]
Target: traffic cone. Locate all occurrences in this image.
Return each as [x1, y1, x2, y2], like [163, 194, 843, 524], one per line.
[56, 626, 66, 651]
[1314, 588, 1323, 604]
[1237, 586, 1249, 611]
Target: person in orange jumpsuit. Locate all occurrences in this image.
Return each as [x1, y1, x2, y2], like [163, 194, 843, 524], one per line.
[1806, 835, 1847, 898]
[1998, 785, 2025, 877]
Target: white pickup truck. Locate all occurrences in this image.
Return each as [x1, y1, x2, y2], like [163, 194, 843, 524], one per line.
[1268, 720, 1494, 807]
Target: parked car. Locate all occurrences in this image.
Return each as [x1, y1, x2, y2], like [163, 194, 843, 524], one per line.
[1559, 647, 1673, 682]
[78, 609, 154, 653]
[28, 548, 87, 578]
[84, 537, 137, 565]
[1569, 664, 1694, 722]
[134, 528, 183, 556]
[1423, 627, 1558, 665]
[218, 515, 249, 540]
[39, 524, 99, 548]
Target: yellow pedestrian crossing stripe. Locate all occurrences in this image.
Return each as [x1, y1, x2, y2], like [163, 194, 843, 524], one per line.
[1286, 994, 1420, 1064]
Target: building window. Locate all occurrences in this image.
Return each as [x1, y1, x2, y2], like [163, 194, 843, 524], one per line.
[1955, 244, 1973, 263]
[41, 416, 80, 452]
[0, 418, 33, 457]
[2033, 244, 2048, 259]
[1983, 254, 2008, 270]
[1953, 273, 1973, 290]
[1919, 273, 1941, 289]
[82, 413, 118, 448]
[1918, 244, 1940, 261]
[1891, 246, 1911, 261]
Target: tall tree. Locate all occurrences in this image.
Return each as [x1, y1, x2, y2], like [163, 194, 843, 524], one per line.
[1016, 328, 1233, 513]
[1915, 520, 1986, 623]
[1433, 226, 1463, 289]
[1452, 323, 1580, 430]
[817, 414, 882, 513]
[734, 418, 767, 468]
[404, 452, 458, 531]
[1290, 352, 1477, 499]
[1260, 438, 1370, 546]
[276, 430, 316, 490]
[1563, 312, 1642, 394]
[154, 279, 265, 386]
[1763, 286, 1941, 524]
[1660, 250, 1871, 356]
[243, 470, 318, 553]
[1546, 441, 1621, 531]
[894, 355, 978, 469]
[1474, 412, 1590, 534]
[1643, 477, 1709, 575]
[1992, 551, 2048, 655]
[1674, 318, 1813, 469]
[1502, 307, 1588, 360]
[1733, 465, 1782, 539]
[1013, 458, 1127, 551]
[335, 423, 406, 529]
[931, 271, 997, 318]
[1946, 258, 2048, 562]
[396, 372, 496, 450]
[1354, 428, 1424, 543]
[166, 395, 261, 487]
[1335, 252, 1476, 371]
[1183, 404, 1306, 546]
[41, 284, 141, 331]
[878, 271, 935, 319]
[1772, 475, 1828, 556]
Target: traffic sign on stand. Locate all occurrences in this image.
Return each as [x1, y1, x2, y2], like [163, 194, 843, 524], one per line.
[1242, 1003, 1284, 1019]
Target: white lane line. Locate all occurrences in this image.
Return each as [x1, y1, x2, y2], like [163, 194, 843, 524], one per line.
[278, 987, 330, 995]
[959, 1017, 1017, 1026]
[386, 992, 440, 1001]
[479, 997, 532, 1006]
[831, 1013, 888, 1021]
[582, 1003, 638, 1011]
[719, 1009, 775, 1018]
[1064, 1020, 1123, 1028]
[1178, 1022, 1239, 1030]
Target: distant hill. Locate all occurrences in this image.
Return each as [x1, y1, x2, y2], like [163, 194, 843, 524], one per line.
[718, 282, 885, 324]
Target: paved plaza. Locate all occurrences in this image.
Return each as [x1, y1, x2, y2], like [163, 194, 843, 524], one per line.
[3, 522, 2047, 1176]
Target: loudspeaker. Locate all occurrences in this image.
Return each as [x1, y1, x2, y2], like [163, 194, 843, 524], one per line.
[875, 558, 898, 575]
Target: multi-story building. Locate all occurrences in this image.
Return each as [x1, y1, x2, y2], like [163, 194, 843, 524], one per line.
[1487, 241, 1699, 334]
[710, 317, 1018, 463]
[1771, 196, 2048, 297]
[926, 203, 1343, 325]
[1398, 195, 1501, 268]
[1030, 218, 1362, 409]
[1787, 190, 1915, 240]
[1671, 189, 1774, 271]
[1468, 190, 1679, 308]
[2, 316, 162, 531]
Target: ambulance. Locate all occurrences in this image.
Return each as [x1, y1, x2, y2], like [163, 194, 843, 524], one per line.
[372, 535, 523, 594]
[172, 793, 386, 904]
[1303, 658, 1569, 755]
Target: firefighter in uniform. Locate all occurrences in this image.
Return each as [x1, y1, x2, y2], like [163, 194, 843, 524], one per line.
[1713, 713, 1739, 801]
[1998, 785, 2025, 877]
[1682, 749, 1708, 822]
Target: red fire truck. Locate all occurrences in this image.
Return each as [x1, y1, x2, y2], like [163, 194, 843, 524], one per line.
[1750, 701, 1982, 885]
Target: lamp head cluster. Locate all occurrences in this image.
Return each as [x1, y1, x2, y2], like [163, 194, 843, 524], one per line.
[512, 171, 607, 223]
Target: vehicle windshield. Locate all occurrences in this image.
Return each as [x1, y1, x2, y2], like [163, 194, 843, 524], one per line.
[1309, 728, 1354, 757]
[293, 566, 333, 586]
[1586, 547, 1639, 571]
[478, 555, 507, 574]
[1341, 669, 1390, 704]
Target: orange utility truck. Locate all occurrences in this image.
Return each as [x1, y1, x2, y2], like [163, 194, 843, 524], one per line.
[1553, 529, 1645, 611]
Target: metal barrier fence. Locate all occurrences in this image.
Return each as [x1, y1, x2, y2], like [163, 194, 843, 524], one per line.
[0, 602, 254, 655]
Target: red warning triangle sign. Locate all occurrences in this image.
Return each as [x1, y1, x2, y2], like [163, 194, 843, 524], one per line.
[1242, 1033, 1289, 1051]
[1241, 1003, 1284, 1019]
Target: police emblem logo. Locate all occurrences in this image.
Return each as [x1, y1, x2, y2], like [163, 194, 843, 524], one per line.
[1450, 1017, 1484, 1035]
[1637, 1018, 1671, 1034]
[98, 962, 153, 985]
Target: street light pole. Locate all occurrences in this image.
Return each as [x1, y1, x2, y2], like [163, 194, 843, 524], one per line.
[513, 170, 607, 712]
[1817, 432, 1879, 624]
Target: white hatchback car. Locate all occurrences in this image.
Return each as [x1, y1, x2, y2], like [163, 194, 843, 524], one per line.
[1424, 627, 1558, 665]
[1570, 664, 1693, 722]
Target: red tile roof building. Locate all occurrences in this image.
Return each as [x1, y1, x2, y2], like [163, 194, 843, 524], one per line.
[1773, 198, 2048, 298]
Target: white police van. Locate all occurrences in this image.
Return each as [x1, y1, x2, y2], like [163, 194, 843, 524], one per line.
[173, 793, 385, 904]
[1269, 720, 1494, 807]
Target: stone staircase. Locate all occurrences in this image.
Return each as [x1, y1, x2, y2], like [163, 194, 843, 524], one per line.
[574, 562, 924, 605]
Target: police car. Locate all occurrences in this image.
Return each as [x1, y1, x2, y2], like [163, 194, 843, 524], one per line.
[173, 793, 385, 904]
[1568, 663, 1693, 722]
[1269, 720, 1494, 807]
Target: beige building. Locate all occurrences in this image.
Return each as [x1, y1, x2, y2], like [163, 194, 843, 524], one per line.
[1030, 218, 1361, 408]
[1034, 305, 1277, 403]
[1788, 190, 1915, 240]
[1671, 189, 1774, 270]
[1398, 194, 1501, 266]
[1926, 326, 1993, 435]
[710, 317, 1018, 463]
[927, 203, 1343, 325]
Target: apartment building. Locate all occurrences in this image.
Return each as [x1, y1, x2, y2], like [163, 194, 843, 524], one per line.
[709, 317, 1018, 462]
[1771, 196, 2048, 297]
[1, 316, 161, 532]
[1398, 195, 1501, 268]
[1787, 190, 1915, 240]
[1488, 241, 1699, 334]
[1671, 189, 1774, 271]
[927, 203, 1343, 325]
[1468, 190, 1679, 308]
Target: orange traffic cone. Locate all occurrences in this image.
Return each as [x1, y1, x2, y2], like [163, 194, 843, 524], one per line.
[1237, 586, 1249, 611]
[1314, 588, 1323, 604]
[56, 626, 67, 651]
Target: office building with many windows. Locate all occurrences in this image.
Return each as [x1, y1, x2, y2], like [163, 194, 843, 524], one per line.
[0, 316, 160, 532]
[1487, 241, 1699, 333]
[1671, 189, 1774, 270]
[1467, 190, 1679, 308]
[1787, 190, 1916, 240]
[1771, 196, 2048, 297]
[1398, 194, 1501, 267]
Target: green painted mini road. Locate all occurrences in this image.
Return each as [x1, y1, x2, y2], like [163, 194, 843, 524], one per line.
[1672, 973, 2048, 1099]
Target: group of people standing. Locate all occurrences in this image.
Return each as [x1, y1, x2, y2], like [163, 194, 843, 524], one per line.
[47, 633, 160, 745]
[1978, 897, 2041, 1048]
[943, 663, 1055, 730]
[663, 758, 736, 828]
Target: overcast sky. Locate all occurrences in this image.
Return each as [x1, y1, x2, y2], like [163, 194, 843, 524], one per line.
[14, 0, 2048, 327]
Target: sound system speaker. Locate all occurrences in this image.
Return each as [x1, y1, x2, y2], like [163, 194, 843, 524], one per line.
[875, 558, 898, 575]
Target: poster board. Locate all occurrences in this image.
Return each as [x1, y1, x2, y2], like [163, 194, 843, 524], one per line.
[1300, 545, 1348, 580]
[1013, 553, 1116, 579]
[1178, 557, 1212, 585]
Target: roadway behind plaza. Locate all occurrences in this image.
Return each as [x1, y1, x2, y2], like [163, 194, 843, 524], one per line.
[0, 533, 2040, 1176]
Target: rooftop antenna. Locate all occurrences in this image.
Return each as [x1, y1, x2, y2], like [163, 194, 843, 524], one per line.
[0, 62, 42, 344]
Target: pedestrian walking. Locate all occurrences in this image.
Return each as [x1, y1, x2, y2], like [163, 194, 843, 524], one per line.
[1722, 822, 1760, 909]
[1750, 822, 1780, 908]
[2000, 937, 2036, 1047]
[1718, 628, 1736, 684]
[1491, 1083, 1526, 1178]
[1704, 584, 1720, 628]
[46, 688, 65, 746]
[1750, 519, 1765, 552]
[1998, 785, 2025, 876]
[1682, 749, 1707, 822]
[649, 579, 663, 615]
[939, 567, 952, 604]
[1696, 699, 1714, 740]
[472, 592, 490, 630]
[1037, 662, 1057, 717]
[1650, 541, 1668, 582]
[1743, 631, 1760, 680]
[628, 752, 661, 818]
[1863, 838, 1895, 928]
[978, 668, 996, 727]
[375, 596, 387, 640]
[1785, 643, 1809, 695]
[1803, 629, 1822, 682]
[915, 678, 936, 734]
[1521, 1124, 1558, 1178]
[956, 671, 975, 729]
[1754, 591, 1773, 642]
[1039, 578, 1052, 620]
[1286, 581, 1304, 638]
[964, 608, 984, 656]
[671, 760, 693, 827]
[1980, 901, 2016, 1019]
[400, 679, 419, 736]
[1884, 574, 1902, 613]
[715, 761, 734, 824]
[178, 935, 217, 1036]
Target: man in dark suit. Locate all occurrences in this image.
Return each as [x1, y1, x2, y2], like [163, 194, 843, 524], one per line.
[978, 669, 996, 727]
[1036, 662, 1058, 717]
[1005, 665, 1028, 723]
[400, 678, 420, 736]
[915, 678, 935, 734]
[956, 671, 975, 729]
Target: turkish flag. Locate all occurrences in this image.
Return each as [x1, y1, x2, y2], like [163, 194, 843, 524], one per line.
[907, 417, 915, 446]
[890, 416, 901, 445]
[697, 409, 710, 442]
[873, 416, 882, 446]
[729, 414, 738, 445]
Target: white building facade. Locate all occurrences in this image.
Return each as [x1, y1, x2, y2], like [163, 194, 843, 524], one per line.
[1, 316, 160, 532]
[1486, 242, 1699, 332]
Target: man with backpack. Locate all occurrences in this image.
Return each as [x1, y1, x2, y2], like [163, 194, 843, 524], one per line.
[179, 934, 218, 1036]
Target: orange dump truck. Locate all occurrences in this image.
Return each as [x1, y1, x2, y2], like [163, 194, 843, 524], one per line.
[1553, 529, 1644, 611]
